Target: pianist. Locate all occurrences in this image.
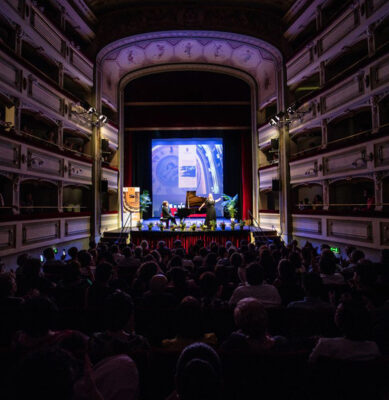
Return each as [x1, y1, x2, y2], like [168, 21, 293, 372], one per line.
[161, 200, 177, 227]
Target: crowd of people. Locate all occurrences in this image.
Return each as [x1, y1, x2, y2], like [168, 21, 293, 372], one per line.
[0, 238, 388, 400]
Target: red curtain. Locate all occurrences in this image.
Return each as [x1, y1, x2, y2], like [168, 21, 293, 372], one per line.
[123, 133, 132, 187]
[131, 230, 251, 249]
[240, 132, 252, 220]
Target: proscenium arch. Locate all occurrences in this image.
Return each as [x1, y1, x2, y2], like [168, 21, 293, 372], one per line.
[94, 30, 286, 228]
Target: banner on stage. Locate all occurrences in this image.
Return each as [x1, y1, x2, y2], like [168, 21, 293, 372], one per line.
[123, 187, 140, 226]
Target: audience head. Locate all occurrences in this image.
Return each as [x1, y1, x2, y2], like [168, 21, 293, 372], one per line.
[68, 247, 78, 260]
[199, 272, 218, 298]
[234, 297, 267, 339]
[175, 342, 221, 400]
[43, 248, 55, 261]
[230, 252, 243, 268]
[149, 274, 168, 293]
[95, 262, 113, 283]
[246, 262, 264, 286]
[0, 272, 16, 298]
[302, 273, 323, 298]
[22, 296, 58, 337]
[104, 290, 134, 332]
[354, 260, 377, 288]
[176, 296, 203, 339]
[335, 298, 373, 340]
[277, 259, 296, 283]
[350, 249, 365, 264]
[319, 250, 337, 275]
[77, 250, 92, 268]
[62, 261, 81, 283]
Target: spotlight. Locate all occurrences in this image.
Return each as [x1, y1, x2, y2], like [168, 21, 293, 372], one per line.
[87, 107, 96, 115]
[269, 118, 277, 126]
[98, 115, 108, 125]
[287, 105, 295, 114]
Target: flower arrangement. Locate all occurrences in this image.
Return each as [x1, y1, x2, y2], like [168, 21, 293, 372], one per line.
[209, 220, 216, 231]
[179, 221, 186, 231]
[200, 223, 207, 231]
[239, 220, 245, 230]
[136, 221, 142, 231]
[190, 223, 197, 231]
[157, 222, 164, 231]
[147, 222, 154, 231]
[219, 221, 226, 231]
[170, 224, 178, 231]
[230, 220, 236, 230]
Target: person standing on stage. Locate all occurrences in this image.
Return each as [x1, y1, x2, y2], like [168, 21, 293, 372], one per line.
[199, 193, 221, 227]
[162, 200, 177, 227]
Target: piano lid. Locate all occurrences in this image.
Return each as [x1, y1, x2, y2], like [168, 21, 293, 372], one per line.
[186, 191, 206, 208]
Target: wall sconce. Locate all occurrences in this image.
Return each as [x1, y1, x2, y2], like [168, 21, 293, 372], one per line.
[305, 162, 319, 176]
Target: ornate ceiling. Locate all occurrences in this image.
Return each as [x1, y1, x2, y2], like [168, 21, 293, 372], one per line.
[86, 0, 295, 16]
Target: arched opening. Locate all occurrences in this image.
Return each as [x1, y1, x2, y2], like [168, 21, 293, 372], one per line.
[123, 70, 252, 220]
[292, 183, 323, 212]
[0, 174, 13, 218]
[63, 185, 92, 214]
[329, 178, 374, 213]
[19, 179, 58, 215]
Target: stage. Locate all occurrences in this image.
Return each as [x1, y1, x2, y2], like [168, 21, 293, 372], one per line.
[104, 218, 253, 249]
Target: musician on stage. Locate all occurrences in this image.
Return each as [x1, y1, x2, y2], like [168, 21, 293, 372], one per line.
[161, 200, 177, 227]
[199, 193, 221, 227]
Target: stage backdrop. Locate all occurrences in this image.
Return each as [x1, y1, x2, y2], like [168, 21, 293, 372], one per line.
[151, 138, 223, 216]
[124, 130, 252, 219]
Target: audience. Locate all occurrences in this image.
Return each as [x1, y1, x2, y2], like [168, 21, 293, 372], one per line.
[0, 239, 386, 400]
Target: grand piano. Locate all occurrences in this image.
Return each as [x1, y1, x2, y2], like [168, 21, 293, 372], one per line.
[175, 191, 206, 220]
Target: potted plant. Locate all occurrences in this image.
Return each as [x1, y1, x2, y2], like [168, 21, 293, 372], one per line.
[200, 223, 207, 231]
[171, 224, 177, 232]
[147, 222, 154, 231]
[239, 220, 245, 230]
[230, 220, 236, 230]
[190, 223, 197, 231]
[209, 220, 216, 231]
[136, 221, 142, 231]
[179, 221, 186, 231]
[220, 221, 226, 231]
[158, 222, 164, 231]
[139, 190, 152, 222]
[221, 194, 238, 221]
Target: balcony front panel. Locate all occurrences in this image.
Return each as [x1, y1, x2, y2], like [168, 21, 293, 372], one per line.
[27, 148, 63, 177]
[29, 80, 63, 114]
[287, 47, 313, 81]
[101, 124, 119, 148]
[31, 10, 64, 55]
[0, 137, 20, 169]
[67, 161, 92, 183]
[290, 158, 319, 183]
[102, 168, 118, 190]
[292, 215, 322, 235]
[380, 222, 389, 246]
[70, 50, 93, 81]
[65, 216, 90, 237]
[323, 146, 367, 176]
[321, 76, 363, 113]
[0, 56, 19, 89]
[319, 9, 358, 54]
[259, 212, 280, 232]
[259, 166, 277, 190]
[101, 213, 119, 232]
[327, 218, 372, 242]
[371, 55, 389, 90]
[0, 224, 15, 251]
[22, 219, 60, 245]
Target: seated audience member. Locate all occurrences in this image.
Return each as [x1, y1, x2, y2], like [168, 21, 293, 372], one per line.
[312, 194, 323, 210]
[13, 296, 69, 357]
[273, 259, 304, 306]
[162, 296, 217, 350]
[110, 244, 124, 265]
[132, 261, 159, 299]
[88, 290, 150, 364]
[309, 298, 380, 363]
[42, 247, 65, 282]
[288, 273, 333, 311]
[342, 249, 365, 279]
[229, 252, 245, 284]
[16, 256, 53, 297]
[319, 250, 345, 285]
[13, 347, 77, 400]
[54, 261, 90, 309]
[352, 260, 380, 306]
[170, 342, 222, 400]
[229, 262, 281, 307]
[86, 262, 114, 309]
[66, 247, 78, 263]
[222, 298, 286, 353]
[258, 247, 277, 283]
[77, 250, 94, 281]
[142, 274, 178, 308]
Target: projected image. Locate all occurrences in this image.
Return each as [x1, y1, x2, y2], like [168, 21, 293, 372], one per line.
[152, 138, 223, 217]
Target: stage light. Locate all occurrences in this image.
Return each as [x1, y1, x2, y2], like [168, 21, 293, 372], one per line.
[269, 118, 277, 126]
[87, 107, 96, 114]
[98, 115, 108, 124]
